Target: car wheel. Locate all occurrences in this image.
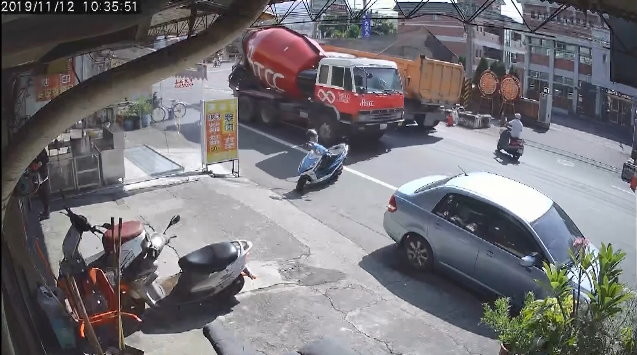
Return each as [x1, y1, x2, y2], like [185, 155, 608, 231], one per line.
[403, 234, 433, 271]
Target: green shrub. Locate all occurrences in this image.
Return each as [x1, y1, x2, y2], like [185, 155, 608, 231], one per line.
[482, 241, 636, 355]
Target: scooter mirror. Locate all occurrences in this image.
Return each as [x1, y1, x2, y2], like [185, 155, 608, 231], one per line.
[170, 215, 181, 225]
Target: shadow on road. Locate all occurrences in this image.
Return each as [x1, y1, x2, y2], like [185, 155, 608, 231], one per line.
[359, 244, 495, 338]
[255, 151, 299, 180]
[493, 150, 521, 166]
[140, 297, 239, 334]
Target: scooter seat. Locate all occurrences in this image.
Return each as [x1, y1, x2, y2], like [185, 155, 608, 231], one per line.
[178, 242, 239, 273]
[103, 221, 144, 252]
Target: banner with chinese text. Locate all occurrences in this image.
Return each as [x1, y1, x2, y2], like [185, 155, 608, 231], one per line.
[35, 58, 78, 102]
[201, 98, 239, 165]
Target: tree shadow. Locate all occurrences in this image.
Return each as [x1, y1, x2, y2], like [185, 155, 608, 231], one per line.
[140, 297, 239, 334]
[359, 244, 495, 338]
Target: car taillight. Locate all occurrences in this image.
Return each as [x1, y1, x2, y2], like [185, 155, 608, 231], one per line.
[387, 195, 397, 212]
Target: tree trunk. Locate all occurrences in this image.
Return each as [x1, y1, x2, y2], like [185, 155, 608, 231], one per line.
[1, 0, 270, 224]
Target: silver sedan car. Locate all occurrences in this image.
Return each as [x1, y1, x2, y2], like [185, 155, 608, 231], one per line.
[383, 171, 595, 308]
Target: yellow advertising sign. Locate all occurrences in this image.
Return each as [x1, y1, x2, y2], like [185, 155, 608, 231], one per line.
[201, 98, 239, 165]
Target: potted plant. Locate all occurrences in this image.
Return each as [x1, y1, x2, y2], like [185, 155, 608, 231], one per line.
[482, 241, 636, 354]
[129, 97, 153, 128]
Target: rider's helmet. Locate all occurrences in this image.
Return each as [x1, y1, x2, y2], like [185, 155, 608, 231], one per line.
[306, 129, 319, 143]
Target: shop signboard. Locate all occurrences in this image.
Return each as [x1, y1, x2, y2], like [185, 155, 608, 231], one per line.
[201, 98, 239, 175]
[35, 58, 77, 102]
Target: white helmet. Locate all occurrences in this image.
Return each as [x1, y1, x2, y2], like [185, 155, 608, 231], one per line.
[306, 129, 318, 143]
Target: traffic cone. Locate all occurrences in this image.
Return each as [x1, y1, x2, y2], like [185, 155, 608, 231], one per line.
[446, 112, 454, 127]
[630, 174, 637, 192]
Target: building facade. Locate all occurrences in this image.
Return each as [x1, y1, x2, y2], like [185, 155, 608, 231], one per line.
[396, 0, 636, 128]
[519, 0, 636, 127]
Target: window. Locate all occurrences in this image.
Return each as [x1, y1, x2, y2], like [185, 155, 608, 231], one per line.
[531, 203, 583, 264]
[432, 194, 489, 238]
[529, 37, 542, 46]
[331, 66, 344, 87]
[579, 46, 592, 65]
[318, 65, 329, 84]
[484, 209, 543, 259]
[344, 68, 352, 91]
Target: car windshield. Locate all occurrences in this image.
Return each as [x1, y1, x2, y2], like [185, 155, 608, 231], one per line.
[531, 203, 583, 264]
[353, 67, 402, 94]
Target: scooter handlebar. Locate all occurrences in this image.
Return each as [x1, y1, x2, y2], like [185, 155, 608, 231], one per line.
[63, 207, 102, 234]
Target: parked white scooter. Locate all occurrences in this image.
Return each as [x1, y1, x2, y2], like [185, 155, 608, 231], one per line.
[123, 215, 255, 311]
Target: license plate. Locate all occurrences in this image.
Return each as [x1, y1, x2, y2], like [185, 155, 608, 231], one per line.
[379, 124, 388, 130]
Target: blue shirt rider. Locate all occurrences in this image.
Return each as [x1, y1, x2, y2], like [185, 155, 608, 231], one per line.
[306, 129, 329, 155]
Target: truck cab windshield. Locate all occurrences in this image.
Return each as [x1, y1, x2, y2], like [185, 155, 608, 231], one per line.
[353, 67, 402, 94]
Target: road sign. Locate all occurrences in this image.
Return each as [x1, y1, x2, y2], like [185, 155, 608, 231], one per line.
[362, 14, 371, 38]
[201, 98, 240, 176]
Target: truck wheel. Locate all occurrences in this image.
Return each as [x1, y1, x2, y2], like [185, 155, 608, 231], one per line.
[414, 115, 428, 130]
[259, 101, 279, 127]
[314, 113, 339, 146]
[238, 96, 257, 122]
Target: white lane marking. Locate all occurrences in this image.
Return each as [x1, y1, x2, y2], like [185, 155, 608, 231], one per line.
[556, 158, 575, 167]
[239, 123, 398, 191]
[611, 185, 634, 196]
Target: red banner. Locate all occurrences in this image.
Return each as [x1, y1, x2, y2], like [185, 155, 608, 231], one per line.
[35, 58, 77, 102]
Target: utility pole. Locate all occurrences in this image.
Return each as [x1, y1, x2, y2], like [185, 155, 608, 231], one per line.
[465, 23, 474, 81]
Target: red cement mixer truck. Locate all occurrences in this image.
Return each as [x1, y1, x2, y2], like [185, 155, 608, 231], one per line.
[228, 26, 405, 144]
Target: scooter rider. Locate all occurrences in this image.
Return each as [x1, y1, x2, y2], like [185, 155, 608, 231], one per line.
[306, 129, 328, 155]
[508, 113, 524, 140]
[499, 113, 524, 146]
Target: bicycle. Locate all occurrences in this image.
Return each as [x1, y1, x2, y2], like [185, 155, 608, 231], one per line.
[152, 97, 187, 123]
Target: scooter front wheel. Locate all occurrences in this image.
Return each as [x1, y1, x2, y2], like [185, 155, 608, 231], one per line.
[296, 176, 309, 193]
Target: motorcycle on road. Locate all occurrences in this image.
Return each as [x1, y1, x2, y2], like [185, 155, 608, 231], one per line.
[296, 138, 349, 193]
[496, 125, 525, 161]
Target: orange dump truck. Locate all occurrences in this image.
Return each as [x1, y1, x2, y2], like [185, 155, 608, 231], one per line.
[322, 45, 464, 130]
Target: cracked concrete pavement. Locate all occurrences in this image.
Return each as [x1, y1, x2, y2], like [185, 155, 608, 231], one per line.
[38, 173, 497, 355]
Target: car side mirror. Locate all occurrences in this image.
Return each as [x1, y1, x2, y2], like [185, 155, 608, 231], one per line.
[520, 253, 539, 267]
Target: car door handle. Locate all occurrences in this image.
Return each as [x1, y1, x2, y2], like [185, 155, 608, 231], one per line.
[485, 250, 494, 257]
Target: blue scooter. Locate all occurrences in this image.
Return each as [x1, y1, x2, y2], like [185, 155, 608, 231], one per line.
[296, 130, 349, 193]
